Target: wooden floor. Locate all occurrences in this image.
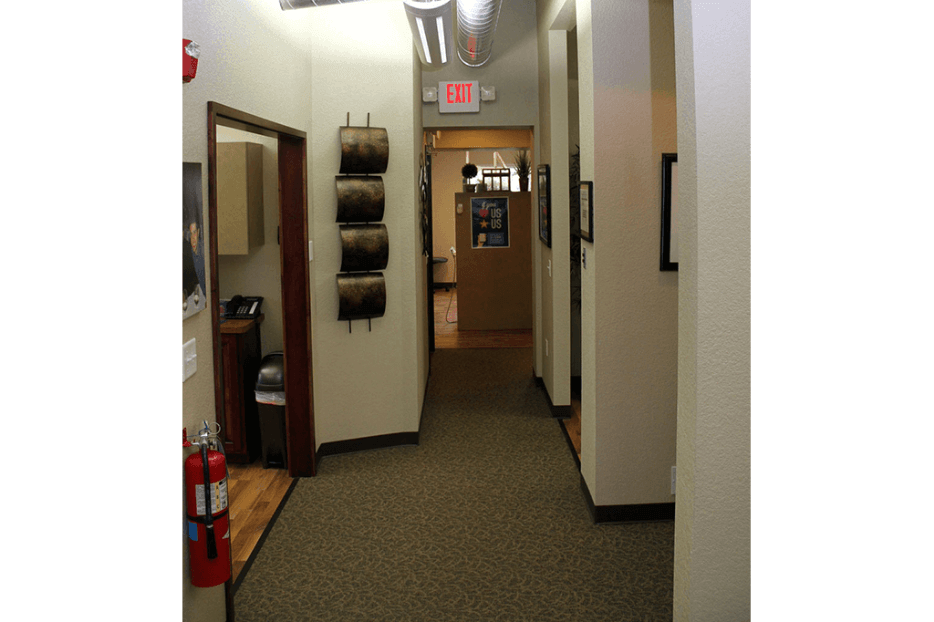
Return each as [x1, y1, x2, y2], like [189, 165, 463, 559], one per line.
[227, 460, 293, 583]
[434, 287, 532, 349]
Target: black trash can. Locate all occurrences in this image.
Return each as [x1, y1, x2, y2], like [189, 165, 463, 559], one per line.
[255, 352, 287, 469]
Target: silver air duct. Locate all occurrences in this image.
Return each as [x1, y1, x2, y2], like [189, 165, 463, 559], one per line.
[456, 0, 503, 68]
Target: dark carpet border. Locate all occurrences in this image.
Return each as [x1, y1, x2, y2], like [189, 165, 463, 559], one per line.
[317, 431, 420, 464]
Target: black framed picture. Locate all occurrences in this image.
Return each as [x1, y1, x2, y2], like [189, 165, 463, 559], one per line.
[660, 153, 679, 271]
[470, 196, 510, 248]
[538, 164, 551, 247]
[579, 181, 593, 242]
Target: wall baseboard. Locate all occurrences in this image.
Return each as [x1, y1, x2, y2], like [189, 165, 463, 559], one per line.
[533, 373, 572, 419]
[317, 431, 420, 464]
[580, 475, 675, 524]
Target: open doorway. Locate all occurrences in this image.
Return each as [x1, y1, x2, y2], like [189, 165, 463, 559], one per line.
[425, 128, 535, 350]
[206, 102, 314, 619]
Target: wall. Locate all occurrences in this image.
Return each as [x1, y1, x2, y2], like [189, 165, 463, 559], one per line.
[308, 1, 426, 447]
[589, 0, 679, 506]
[182, 2, 315, 620]
[184, 1, 426, 619]
[672, 0, 751, 618]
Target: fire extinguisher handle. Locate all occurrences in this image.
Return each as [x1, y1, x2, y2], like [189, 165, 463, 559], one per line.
[201, 443, 218, 560]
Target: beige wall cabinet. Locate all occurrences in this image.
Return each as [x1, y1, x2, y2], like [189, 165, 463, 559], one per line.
[218, 142, 265, 255]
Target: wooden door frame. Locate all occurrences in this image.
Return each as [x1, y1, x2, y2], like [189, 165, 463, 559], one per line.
[207, 102, 315, 479]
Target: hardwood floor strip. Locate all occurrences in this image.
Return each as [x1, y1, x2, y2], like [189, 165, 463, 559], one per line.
[228, 461, 294, 584]
[233, 475, 299, 593]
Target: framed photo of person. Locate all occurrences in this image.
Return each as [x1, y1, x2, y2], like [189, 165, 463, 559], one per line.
[538, 164, 551, 247]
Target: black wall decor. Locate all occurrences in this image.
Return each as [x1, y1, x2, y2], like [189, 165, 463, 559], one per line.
[336, 114, 389, 331]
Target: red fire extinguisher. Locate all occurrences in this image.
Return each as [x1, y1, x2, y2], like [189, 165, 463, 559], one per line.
[184, 422, 231, 588]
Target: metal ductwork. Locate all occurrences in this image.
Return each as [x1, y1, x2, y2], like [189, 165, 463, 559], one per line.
[279, 0, 369, 9]
[456, 0, 504, 67]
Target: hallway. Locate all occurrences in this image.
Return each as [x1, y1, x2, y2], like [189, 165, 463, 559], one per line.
[233, 348, 674, 621]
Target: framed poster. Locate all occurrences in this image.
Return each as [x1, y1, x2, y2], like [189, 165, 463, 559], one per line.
[183, 162, 207, 318]
[538, 164, 551, 247]
[579, 181, 593, 242]
[660, 153, 679, 271]
[471, 197, 510, 248]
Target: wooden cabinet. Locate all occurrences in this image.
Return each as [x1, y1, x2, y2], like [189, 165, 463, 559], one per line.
[217, 142, 265, 255]
[220, 316, 263, 463]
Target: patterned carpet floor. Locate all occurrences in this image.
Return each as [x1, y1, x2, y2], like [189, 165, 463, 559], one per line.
[234, 348, 674, 621]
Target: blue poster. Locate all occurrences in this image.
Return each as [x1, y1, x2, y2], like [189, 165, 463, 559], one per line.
[470, 197, 510, 248]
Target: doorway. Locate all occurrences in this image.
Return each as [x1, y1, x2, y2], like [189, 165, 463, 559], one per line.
[207, 102, 314, 479]
[425, 128, 535, 350]
[207, 103, 314, 621]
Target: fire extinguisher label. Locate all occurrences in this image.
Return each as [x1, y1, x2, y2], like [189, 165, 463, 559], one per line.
[195, 479, 228, 515]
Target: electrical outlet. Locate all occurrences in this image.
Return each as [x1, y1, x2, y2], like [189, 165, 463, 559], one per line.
[547, 259, 552, 277]
[671, 466, 677, 495]
[582, 247, 587, 269]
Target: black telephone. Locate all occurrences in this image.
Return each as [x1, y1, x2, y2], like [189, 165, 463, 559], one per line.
[224, 295, 264, 319]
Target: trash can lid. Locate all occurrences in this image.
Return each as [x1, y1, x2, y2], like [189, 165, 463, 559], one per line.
[256, 352, 285, 392]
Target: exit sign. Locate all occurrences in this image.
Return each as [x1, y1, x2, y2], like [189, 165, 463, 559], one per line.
[439, 81, 479, 113]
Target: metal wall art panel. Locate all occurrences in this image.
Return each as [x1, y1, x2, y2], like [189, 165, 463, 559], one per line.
[337, 273, 387, 321]
[335, 176, 385, 223]
[339, 224, 389, 273]
[339, 127, 389, 175]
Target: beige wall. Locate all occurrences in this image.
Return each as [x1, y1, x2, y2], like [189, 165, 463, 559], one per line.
[672, 0, 751, 618]
[308, 1, 426, 447]
[182, 1, 315, 619]
[183, 2, 425, 619]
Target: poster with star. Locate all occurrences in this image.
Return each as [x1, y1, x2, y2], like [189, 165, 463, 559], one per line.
[470, 197, 510, 249]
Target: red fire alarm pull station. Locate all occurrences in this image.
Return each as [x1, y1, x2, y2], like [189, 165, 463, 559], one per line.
[183, 39, 200, 83]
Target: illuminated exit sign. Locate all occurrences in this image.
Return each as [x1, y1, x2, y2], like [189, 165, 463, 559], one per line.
[439, 81, 479, 113]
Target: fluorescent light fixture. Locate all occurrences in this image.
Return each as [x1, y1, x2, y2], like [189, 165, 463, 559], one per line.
[403, 0, 454, 68]
[280, 0, 369, 9]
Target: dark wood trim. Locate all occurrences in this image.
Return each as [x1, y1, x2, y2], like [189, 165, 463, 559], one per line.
[207, 102, 315, 481]
[533, 375, 572, 419]
[317, 432, 420, 463]
[278, 134, 315, 478]
[580, 475, 675, 524]
[211, 101, 306, 140]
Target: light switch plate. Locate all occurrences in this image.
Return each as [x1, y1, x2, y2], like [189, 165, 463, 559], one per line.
[308, 240, 313, 261]
[183, 338, 197, 382]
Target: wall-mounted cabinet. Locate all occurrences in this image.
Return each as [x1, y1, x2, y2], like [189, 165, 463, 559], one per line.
[218, 142, 264, 255]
